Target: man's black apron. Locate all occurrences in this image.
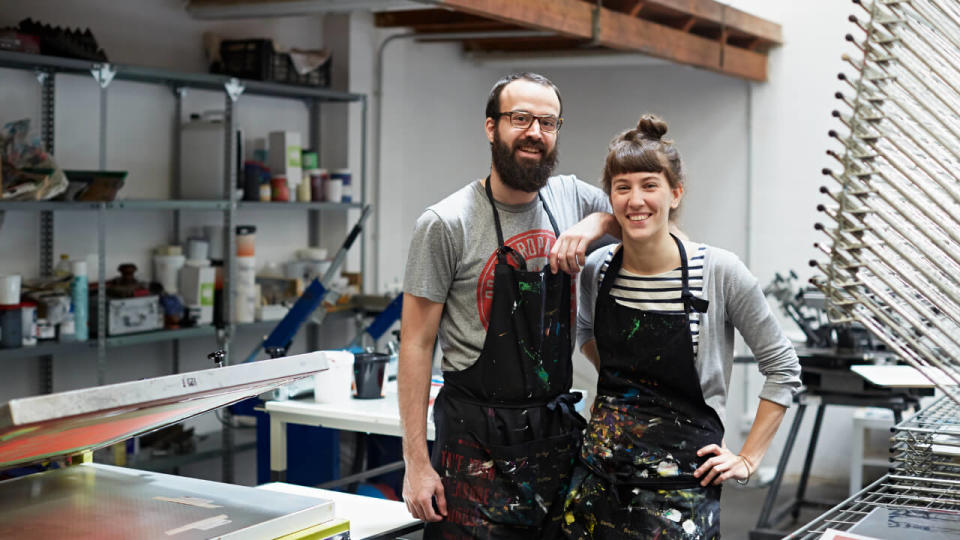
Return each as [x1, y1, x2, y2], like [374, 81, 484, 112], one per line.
[563, 236, 724, 539]
[425, 179, 584, 540]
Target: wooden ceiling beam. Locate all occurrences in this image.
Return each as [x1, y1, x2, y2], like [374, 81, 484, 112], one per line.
[375, 9, 520, 34]
[462, 37, 589, 52]
[432, 0, 769, 81]
[634, 0, 781, 44]
[432, 0, 595, 37]
[375, 9, 500, 28]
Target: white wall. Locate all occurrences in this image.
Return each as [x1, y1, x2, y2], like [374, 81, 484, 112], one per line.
[0, 0, 871, 480]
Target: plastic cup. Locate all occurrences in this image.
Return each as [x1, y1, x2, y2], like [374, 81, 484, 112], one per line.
[352, 352, 389, 399]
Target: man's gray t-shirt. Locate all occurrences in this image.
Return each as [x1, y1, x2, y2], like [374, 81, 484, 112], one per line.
[403, 175, 611, 372]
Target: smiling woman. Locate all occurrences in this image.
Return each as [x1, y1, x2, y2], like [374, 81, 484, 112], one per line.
[561, 115, 802, 539]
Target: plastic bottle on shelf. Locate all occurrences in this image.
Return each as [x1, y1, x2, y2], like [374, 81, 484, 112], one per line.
[54, 254, 72, 279]
[71, 260, 89, 342]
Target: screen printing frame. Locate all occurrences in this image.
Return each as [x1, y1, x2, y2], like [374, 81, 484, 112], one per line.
[0, 351, 328, 469]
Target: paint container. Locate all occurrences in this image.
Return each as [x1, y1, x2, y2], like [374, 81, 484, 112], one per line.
[324, 177, 343, 203]
[296, 179, 311, 202]
[235, 225, 256, 257]
[296, 247, 329, 281]
[20, 301, 37, 347]
[352, 352, 389, 399]
[309, 169, 328, 202]
[234, 256, 257, 324]
[0, 275, 21, 306]
[59, 313, 76, 342]
[331, 169, 352, 203]
[153, 253, 186, 294]
[0, 304, 22, 348]
[314, 351, 354, 404]
[204, 225, 225, 261]
[36, 318, 55, 340]
[271, 175, 289, 202]
[186, 237, 209, 261]
[71, 261, 88, 342]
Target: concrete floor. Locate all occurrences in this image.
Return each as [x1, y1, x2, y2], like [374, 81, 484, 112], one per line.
[164, 436, 850, 539]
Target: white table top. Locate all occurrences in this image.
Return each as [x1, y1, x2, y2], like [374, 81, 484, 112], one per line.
[264, 381, 437, 440]
[257, 482, 421, 539]
[850, 364, 945, 388]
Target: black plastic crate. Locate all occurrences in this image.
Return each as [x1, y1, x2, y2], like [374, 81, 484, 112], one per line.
[217, 39, 330, 87]
[219, 39, 274, 81]
[271, 52, 331, 87]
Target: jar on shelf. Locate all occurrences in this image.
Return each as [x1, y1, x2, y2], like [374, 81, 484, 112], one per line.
[271, 175, 289, 202]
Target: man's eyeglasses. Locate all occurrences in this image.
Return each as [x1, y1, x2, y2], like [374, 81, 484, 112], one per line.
[494, 111, 563, 133]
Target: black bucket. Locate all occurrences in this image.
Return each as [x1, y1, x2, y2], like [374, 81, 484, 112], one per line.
[352, 352, 389, 399]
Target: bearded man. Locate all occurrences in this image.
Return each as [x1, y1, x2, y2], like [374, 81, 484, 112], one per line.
[398, 72, 619, 539]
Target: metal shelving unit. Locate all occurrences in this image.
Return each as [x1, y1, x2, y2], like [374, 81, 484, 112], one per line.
[788, 395, 960, 539]
[0, 326, 220, 360]
[104, 326, 219, 348]
[0, 50, 368, 483]
[237, 201, 363, 211]
[786, 474, 960, 538]
[891, 395, 960, 481]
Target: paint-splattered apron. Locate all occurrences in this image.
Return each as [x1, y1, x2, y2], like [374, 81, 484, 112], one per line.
[563, 236, 724, 539]
[424, 178, 584, 540]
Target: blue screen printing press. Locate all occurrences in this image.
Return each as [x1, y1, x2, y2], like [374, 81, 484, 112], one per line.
[0, 352, 360, 539]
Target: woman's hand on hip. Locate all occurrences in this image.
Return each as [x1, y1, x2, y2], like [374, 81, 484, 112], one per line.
[693, 443, 751, 486]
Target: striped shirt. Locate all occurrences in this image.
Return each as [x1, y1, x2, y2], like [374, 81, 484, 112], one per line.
[598, 244, 707, 354]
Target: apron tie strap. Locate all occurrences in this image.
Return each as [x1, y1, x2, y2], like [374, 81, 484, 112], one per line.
[682, 290, 710, 313]
[546, 391, 587, 428]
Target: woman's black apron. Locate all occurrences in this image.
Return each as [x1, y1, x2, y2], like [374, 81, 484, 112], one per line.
[425, 179, 584, 540]
[563, 236, 724, 539]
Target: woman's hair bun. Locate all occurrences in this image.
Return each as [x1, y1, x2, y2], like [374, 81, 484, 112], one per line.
[636, 114, 668, 141]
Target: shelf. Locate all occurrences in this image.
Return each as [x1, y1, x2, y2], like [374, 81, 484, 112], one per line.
[0, 199, 366, 212]
[104, 325, 218, 347]
[0, 199, 231, 212]
[108, 199, 231, 211]
[0, 326, 220, 360]
[0, 340, 92, 360]
[0, 50, 364, 102]
[0, 201, 105, 211]
[237, 201, 363, 210]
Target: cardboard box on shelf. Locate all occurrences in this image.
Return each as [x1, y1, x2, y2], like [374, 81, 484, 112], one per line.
[268, 131, 302, 192]
[180, 264, 215, 325]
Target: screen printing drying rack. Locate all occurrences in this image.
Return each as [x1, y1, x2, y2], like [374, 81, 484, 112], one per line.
[0, 351, 349, 539]
[787, 394, 960, 539]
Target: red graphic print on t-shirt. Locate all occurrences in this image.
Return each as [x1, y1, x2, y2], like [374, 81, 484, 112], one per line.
[476, 229, 576, 330]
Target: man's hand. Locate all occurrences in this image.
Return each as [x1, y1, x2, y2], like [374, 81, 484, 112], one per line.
[549, 212, 617, 274]
[403, 459, 447, 521]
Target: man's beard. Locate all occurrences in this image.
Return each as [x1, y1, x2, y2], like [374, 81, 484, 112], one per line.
[491, 131, 558, 193]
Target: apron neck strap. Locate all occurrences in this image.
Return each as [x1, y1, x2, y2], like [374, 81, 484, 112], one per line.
[600, 235, 708, 314]
[484, 176, 561, 268]
[674, 234, 709, 313]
